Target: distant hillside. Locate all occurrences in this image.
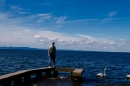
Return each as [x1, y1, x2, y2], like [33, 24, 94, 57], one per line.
[0, 47, 42, 50]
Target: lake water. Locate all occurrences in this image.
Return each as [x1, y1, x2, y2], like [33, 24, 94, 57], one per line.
[0, 49, 130, 86]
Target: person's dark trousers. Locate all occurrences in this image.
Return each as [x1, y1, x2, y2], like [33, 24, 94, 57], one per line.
[48, 54, 55, 67]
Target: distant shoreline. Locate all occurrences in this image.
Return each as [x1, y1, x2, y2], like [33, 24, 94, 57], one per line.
[0, 46, 130, 53]
[0, 47, 42, 50]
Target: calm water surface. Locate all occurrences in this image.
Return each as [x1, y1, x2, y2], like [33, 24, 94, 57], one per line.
[0, 49, 130, 86]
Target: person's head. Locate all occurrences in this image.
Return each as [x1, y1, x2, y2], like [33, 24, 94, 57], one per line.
[52, 41, 55, 46]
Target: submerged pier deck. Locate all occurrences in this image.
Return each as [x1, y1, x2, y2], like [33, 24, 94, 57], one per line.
[0, 67, 83, 86]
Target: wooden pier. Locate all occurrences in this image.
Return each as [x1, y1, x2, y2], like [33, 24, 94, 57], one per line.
[0, 67, 83, 86]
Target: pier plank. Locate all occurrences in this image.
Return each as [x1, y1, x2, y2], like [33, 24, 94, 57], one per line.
[0, 70, 28, 80]
[72, 69, 84, 77]
[54, 68, 75, 72]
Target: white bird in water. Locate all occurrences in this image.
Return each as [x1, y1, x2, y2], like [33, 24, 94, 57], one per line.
[126, 75, 130, 79]
[96, 68, 106, 77]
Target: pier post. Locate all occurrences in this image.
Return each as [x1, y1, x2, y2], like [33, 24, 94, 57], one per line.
[14, 76, 22, 85]
[54, 71, 58, 77]
[36, 71, 42, 79]
[0, 79, 11, 86]
[24, 73, 31, 84]
[46, 70, 51, 77]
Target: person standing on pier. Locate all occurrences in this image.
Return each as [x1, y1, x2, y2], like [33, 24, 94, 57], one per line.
[48, 41, 56, 68]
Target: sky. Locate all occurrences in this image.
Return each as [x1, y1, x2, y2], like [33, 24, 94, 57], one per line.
[0, 0, 130, 52]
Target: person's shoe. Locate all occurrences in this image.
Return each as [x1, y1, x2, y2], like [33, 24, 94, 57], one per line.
[48, 66, 51, 68]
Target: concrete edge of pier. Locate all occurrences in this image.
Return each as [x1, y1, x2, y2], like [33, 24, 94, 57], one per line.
[0, 67, 84, 86]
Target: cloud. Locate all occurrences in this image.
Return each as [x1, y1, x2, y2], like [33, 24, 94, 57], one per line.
[34, 31, 77, 41]
[18, 11, 29, 14]
[10, 5, 22, 10]
[0, 9, 130, 51]
[0, 12, 52, 26]
[76, 34, 95, 41]
[108, 11, 117, 18]
[0, 28, 34, 47]
[74, 34, 129, 51]
[32, 32, 129, 51]
[66, 19, 98, 23]
[24, 29, 30, 32]
[0, 13, 8, 20]
[34, 35, 41, 39]
[56, 16, 67, 24]
[0, 11, 128, 51]
[10, 5, 29, 15]
[0, 22, 129, 51]
[37, 14, 52, 23]
[101, 11, 118, 23]
[27, 13, 52, 23]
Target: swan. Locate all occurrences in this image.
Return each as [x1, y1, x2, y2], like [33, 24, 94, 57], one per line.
[96, 68, 106, 77]
[126, 75, 130, 79]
